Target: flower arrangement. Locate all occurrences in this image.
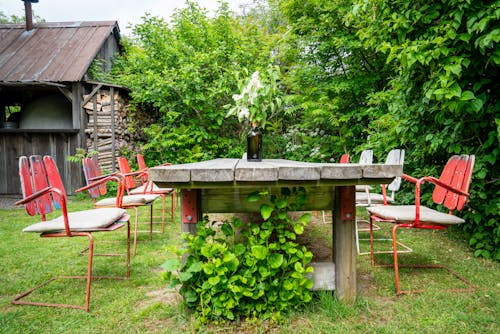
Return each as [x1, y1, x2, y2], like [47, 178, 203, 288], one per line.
[226, 66, 282, 129]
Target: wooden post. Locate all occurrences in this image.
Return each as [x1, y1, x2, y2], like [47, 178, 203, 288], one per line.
[333, 185, 356, 304]
[71, 83, 82, 131]
[0, 104, 5, 123]
[92, 93, 98, 152]
[110, 87, 116, 172]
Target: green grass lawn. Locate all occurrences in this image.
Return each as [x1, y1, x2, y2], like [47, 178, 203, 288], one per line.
[0, 198, 498, 333]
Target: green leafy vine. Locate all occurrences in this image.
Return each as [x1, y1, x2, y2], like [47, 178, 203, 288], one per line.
[162, 187, 314, 324]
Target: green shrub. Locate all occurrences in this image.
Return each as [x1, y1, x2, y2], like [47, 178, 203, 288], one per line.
[163, 187, 314, 324]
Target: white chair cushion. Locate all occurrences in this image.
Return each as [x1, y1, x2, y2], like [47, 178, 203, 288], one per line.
[129, 183, 173, 195]
[367, 205, 465, 225]
[356, 192, 394, 205]
[23, 208, 127, 233]
[95, 194, 159, 207]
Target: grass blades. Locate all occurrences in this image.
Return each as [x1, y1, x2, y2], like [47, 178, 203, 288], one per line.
[0, 200, 498, 333]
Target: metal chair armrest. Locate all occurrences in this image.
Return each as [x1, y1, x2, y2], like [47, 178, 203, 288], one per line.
[16, 187, 72, 235]
[422, 176, 470, 197]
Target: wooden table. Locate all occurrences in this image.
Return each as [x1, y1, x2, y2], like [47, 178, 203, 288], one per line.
[149, 158, 402, 303]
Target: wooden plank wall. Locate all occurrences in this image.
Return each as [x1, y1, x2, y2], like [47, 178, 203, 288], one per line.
[0, 132, 83, 195]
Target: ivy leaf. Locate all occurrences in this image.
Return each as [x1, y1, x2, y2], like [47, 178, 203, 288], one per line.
[234, 243, 246, 256]
[247, 191, 261, 202]
[223, 253, 239, 272]
[161, 258, 180, 272]
[179, 271, 193, 282]
[187, 260, 203, 273]
[299, 213, 312, 224]
[184, 290, 198, 303]
[208, 276, 221, 286]
[251, 245, 268, 260]
[233, 218, 244, 228]
[260, 204, 274, 220]
[276, 198, 288, 209]
[293, 224, 304, 235]
[221, 222, 233, 237]
[268, 253, 284, 269]
[294, 262, 304, 273]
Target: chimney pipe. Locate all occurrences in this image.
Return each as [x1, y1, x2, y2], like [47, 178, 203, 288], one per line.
[23, 0, 39, 31]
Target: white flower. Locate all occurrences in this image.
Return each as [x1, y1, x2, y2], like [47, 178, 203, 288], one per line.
[232, 94, 242, 102]
[238, 106, 249, 121]
[250, 71, 262, 90]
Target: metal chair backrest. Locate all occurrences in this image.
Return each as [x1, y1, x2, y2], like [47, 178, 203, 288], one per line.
[358, 150, 373, 165]
[117, 157, 137, 192]
[433, 155, 475, 211]
[18, 155, 66, 220]
[82, 157, 107, 199]
[137, 153, 148, 171]
[19, 156, 37, 216]
[386, 149, 405, 192]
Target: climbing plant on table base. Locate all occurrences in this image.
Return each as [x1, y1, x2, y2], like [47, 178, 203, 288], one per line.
[162, 187, 314, 324]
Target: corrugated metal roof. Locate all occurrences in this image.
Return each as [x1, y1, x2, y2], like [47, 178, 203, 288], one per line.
[0, 21, 120, 83]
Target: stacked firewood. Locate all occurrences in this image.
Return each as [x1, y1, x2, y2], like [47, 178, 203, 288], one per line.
[83, 89, 153, 172]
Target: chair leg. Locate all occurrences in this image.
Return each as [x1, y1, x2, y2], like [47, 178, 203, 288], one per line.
[150, 203, 153, 241]
[133, 207, 139, 256]
[355, 219, 360, 254]
[84, 233, 94, 311]
[12, 226, 130, 311]
[161, 194, 166, 233]
[392, 224, 401, 295]
[366, 216, 412, 259]
[11, 232, 94, 312]
[370, 216, 375, 267]
[391, 224, 476, 295]
[171, 191, 176, 224]
[125, 219, 131, 277]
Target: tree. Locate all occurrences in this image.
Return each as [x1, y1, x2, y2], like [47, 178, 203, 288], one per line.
[349, 0, 500, 259]
[114, 1, 281, 164]
[276, 0, 392, 161]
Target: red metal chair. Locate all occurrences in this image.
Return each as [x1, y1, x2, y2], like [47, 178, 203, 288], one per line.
[339, 153, 350, 164]
[367, 155, 476, 295]
[79, 157, 159, 256]
[136, 153, 176, 225]
[117, 156, 175, 231]
[14, 155, 130, 312]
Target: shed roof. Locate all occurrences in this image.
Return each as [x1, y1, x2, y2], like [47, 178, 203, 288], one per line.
[0, 21, 120, 84]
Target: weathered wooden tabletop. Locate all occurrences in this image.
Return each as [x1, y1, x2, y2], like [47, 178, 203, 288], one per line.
[149, 158, 402, 187]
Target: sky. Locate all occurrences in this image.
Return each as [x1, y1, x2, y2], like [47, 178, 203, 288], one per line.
[0, 0, 252, 35]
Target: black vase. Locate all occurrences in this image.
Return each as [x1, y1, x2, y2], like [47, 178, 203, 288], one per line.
[247, 124, 262, 161]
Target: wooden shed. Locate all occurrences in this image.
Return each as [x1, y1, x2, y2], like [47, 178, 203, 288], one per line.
[0, 21, 129, 195]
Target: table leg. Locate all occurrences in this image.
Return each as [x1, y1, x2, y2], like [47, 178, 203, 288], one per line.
[180, 189, 201, 235]
[333, 185, 356, 303]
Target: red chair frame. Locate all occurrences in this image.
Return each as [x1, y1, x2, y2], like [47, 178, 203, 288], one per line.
[135, 154, 176, 226]
[14, 156, 130, 312]
[368, 155, 476, 295]
[79, 157, 159, 256]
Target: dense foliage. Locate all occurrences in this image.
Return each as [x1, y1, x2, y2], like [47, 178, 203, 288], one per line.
[345, 0, 500, 260]
[163, 188, 313, 323]
[113, 0, 498, 261]
[275, 0, 499, 259]
[276, 0, 393, 161]
[114, 1, 284, 165]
